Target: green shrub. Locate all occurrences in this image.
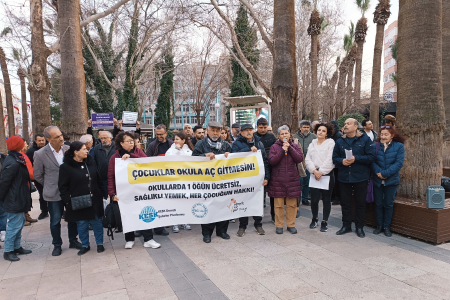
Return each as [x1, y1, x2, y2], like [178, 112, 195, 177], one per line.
[337, 113, 365, 128]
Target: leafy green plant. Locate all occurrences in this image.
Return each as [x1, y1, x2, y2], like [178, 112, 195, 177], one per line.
[337, 113, 365, 128]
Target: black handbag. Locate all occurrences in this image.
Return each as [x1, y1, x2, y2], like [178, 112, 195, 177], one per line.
[71, 163, 93, 211]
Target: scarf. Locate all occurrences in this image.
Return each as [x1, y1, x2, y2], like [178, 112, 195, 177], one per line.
[206, 136, 223, 150]
[9, 151, 25, 163]
[119, 148, 134, 157]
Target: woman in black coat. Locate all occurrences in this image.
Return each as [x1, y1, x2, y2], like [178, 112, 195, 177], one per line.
[58, 141, 105, 255]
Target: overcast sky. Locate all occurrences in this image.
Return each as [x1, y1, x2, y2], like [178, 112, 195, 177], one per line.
[3, 0, 399, 103]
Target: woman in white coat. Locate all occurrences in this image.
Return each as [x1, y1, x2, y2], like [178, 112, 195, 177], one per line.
[165, 132, 194, 232]
[305, 123, 335, 232]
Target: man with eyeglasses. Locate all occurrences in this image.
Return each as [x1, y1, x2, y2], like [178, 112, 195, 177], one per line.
[92, 130, 116, 199]
[145, 124, 174, 236]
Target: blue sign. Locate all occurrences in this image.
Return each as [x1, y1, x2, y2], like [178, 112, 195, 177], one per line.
[139, 206, 158, 223]
[191, 203, 208, 218]
[92, 113, 114, 129]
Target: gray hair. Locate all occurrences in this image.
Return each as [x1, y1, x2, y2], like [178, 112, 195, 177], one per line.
[43, 126, 59, 139]
[98, 130, 113, 138]
[278, 125, 290, 135]
[156, 124, 167, 132]
[299, 120, 311, 127]
[79, 134, 93, 144]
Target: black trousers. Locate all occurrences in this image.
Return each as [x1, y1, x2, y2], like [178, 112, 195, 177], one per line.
[34, 181, 48, 213]
[270, 197, 275, 218]
[239, 216, 262, 229]
[331, 168, 340, 200]
[340, 181, 368, 228]
[125, 229, 153, 242]
[310, 172, 335, 221]
[201, 220, 229, 237]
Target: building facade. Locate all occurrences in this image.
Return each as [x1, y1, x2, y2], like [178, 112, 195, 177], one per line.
[383, 21, 398, 102]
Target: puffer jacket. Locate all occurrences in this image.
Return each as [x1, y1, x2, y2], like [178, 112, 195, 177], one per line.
[165, 144, 193, 156]
[268, 139, 303, 198]
[92, 141, 116, 181]
[107, 147, 147, 197]
[253, 131, 277, 156]
[0, 153, 32, 213]
[192, 137, 232, 156]
[232, 134, 270, 181]
[293, 130, 317, 156]
[372, 141, 405, 187]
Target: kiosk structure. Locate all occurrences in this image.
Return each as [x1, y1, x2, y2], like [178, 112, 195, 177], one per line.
[224, 95, 272, 127]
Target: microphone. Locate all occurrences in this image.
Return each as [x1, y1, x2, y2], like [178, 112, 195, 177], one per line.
[283, 138, 287, 155]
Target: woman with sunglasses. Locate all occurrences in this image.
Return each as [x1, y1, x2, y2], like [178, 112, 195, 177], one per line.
[372, 125, 405, 237]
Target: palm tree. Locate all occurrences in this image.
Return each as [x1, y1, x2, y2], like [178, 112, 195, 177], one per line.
[354, 0, 370, 104]
[397, 0, 444, 199]
[335, 58, 349, 118]
[443, 0, 450, 166]
[18, 68, 29, 143]
[0, 88, 6, 153]
[369, 0, 391, 131]
[0, 47, 15, 137]
[308, 0, 321, 121]
[344, 22, 356, 106]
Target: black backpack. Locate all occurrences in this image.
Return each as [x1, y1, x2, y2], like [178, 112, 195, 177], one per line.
[102, 200, 122, 240]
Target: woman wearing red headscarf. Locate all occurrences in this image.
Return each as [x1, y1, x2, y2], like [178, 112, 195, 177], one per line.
[0, 136, 33, 261]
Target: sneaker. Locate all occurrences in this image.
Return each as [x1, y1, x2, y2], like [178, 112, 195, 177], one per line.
[309, 219, 318, 229]
[0, 231, 5, 242]
[125, 241, 135, 249]
[182, 224, 191, 230]
[229, 219, 236, 223]
[77, 246, 90, 256]
[255, 227, 265, 235]
[320, 221, 328, 232]
[173, 225, 180, 233]
[302, 200, 310, 206]
[237, 228, 246, 237]
[38, 211, 49, 220]
[143, 239, 161, 249]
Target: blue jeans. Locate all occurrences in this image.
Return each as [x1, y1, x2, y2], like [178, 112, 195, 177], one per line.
[374, 184, 398, 228]
[102, 180, 108, 199]
[0, 202, 7, 232]
[300, 169, 311, 202]
[77, 216, 103, 247]
[4, 212, 25, 252]
[47, 201, 78, 247]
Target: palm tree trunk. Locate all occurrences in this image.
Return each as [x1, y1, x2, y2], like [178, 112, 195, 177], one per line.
[346, 60, 355, 108]
[310, 34, 319, 121]
[0, 47, 16, 137]
[272, 0, 298, 130]
[336, 60, 348, 118]
[0, 89, 6, 153]
[354, 40, 364, 103]
[30, 0, 52, 135]
[397, 0, 444, 200]
[58, 0, 88, 141]
[443, 0, 450, 166]
[18, 68, 29, 143]
[369, 23, 385, 131]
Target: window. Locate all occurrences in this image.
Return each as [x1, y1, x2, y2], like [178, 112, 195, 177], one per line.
[191, 117, 198, 124]
[183, 116, 188, 124]
[384, 47, 391, 58]
[175, 116, 182, 125]
[182, 104, 189, 112]
[384, 58, 396, 71]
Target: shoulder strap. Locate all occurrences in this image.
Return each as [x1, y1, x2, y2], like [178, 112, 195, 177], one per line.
[85, 162, 92, 195]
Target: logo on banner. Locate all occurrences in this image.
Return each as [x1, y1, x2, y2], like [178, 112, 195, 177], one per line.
[227, 199, 237, 212]
[192, 203, 208, 218]
[139, 206, 158, 223]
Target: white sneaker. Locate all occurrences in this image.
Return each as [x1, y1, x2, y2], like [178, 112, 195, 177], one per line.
[173, 225, 180, 233]
[183, 224, 191, 230]
[0, 231, 5, 242]
[125, 241, 134, 249]
[143, 239, 161, 249]
[230, 219, 236, 223]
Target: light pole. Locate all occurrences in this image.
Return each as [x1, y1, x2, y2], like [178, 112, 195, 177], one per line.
[151, 103, 156, 137]
[215, 102, 220, 123]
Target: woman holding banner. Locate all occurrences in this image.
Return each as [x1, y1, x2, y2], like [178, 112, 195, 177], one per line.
[165, 132, 193, 233]
[107, 132, 161, 249]
[268, 125, 303, 235]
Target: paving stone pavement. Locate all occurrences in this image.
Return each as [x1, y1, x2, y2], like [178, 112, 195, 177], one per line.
[1, 193, 450, 300]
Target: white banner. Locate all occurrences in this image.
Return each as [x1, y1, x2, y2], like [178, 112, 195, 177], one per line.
[115, 151, 265, 233]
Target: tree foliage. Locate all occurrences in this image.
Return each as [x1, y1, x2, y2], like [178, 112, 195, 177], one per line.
[154, 50, 174, 129]
[337, 113, 365, 128]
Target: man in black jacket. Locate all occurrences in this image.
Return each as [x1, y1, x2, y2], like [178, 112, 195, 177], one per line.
[232, 124, 270, 237]
[26, 134, 48, 220]
[92, 130, 116, 199]
[192, 121, 232, 243]
[253, 118, 277, 221]
[191, 125, 205, 146]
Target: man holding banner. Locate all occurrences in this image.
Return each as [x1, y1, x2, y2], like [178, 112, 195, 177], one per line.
[192, 121, 232, 243]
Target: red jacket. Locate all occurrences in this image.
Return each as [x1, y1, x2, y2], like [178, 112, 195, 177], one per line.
[107, 148, 147, 197]
[268, 139, 303, 198]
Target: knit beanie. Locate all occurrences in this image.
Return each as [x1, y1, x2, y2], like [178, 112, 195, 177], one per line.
[6, 136, 25, 152]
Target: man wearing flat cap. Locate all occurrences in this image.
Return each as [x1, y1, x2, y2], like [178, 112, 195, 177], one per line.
[231, 124, 270, 237]
[230, 123, 240, 142]
[192, 121, 232, 243]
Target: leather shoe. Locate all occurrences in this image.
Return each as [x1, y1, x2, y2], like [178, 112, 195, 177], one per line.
[356, 227, 365, 238]
[52, 246, 62, 256]
[25, 213, 37, 223]
[14, 247, 32, 255]
[296, 209, 300, 218]
[219, 233, 230, 240]
[4, 251, 20, 262]
[203, 235, 211, 243]
[336, 226, 352, 235]
[384, 227, 392, 237]
[286, 227, 297, 234]
[373, 226, 383, 235]
[69, 240, 83, 250]
[97, 245, 105, 253]
[155, 228, 170, 236]
[275, 228, 283, 234]
[77, 246, 90, 256]
[302, 200, 310, 206]
[38, 211, 49, 220]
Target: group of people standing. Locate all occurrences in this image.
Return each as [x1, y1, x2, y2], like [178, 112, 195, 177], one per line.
[0, 114, 405, 261]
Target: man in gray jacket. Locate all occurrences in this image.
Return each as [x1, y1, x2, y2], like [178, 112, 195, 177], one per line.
[293, 120, 317, 206]
[33, 126, 81, 256]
